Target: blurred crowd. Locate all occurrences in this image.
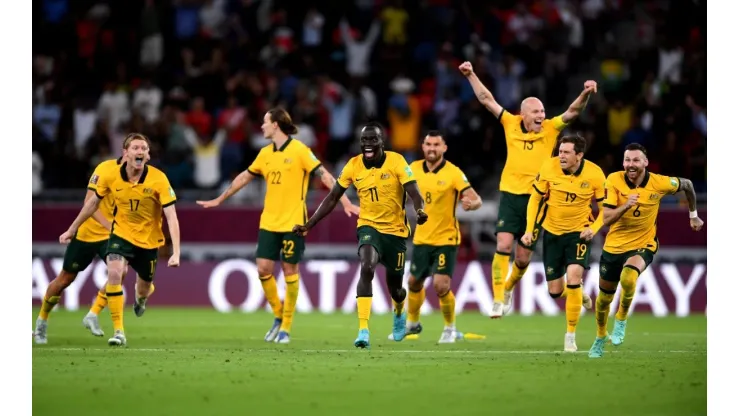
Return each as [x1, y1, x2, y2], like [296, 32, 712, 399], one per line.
[32, 0, 707, 199]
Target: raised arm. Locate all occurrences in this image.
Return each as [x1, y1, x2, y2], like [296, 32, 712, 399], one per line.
[560, 80, 597, 124]
[163, 205, 181, 267]
[315, 166, 359, 216]
[459, 61, 504, 118]
[197, 169, 256, 208]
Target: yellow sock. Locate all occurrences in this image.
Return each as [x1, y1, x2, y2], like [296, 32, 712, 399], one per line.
[357, 296, 372, 330]
[39, 295, 60, 320]
[492, 252, 510, 302]
[280, 274, 299, 333]
[616, 266, 640, 321]
[148, 283, 155, 297]
[439, 290, 456, 327]
[89, 290, 108, 315]
[595, 289, 615, 337]
[407, 288, 424, 323]
[504, 262, 528, 291]
[565, 284, 583, 333]
[259, 275, 283, 319]
[106, 284, 124, 331]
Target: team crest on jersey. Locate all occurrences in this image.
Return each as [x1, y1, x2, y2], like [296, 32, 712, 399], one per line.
[284, 158, 293, 164]
[437, 180, 446, 186]
[89, 174, 99, 184]
[381, 173, 390, 180]
[649, 193, 660, 200]
[143, 188, 154, 194]
[580, 181, 590, 188]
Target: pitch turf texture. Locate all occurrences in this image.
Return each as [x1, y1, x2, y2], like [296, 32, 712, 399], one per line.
[32, 309, 706, 415]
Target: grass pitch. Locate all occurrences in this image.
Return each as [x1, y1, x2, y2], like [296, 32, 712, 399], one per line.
[32, 309, 706, 416]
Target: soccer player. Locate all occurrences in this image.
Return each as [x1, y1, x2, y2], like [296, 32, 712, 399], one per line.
[403, 131, 482, 343]
[293, 122, 428, 349]
[197, 108, 359, 344]
[588, 143, 704, 358]
[33, 157, 123, 344]
[521, 135, 606, 352]
[59, 133, 181, 346]
[459, 61, 597, 317]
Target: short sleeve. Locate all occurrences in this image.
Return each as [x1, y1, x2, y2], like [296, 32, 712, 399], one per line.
[88, 162, 111, 198]
[455, 167, 471, 193]
[592, 169, 606, 201]
[157, 175, 177, 208]
[394, 157, 415, 186]
[299, 146, 322, 174]
[247, 150, 265, 176]
[337, 160, 354, 189]
[532, 163, 550, 196]
[548, 115, 568, 131]
[603, 177, 619, 208]
[500, 110, 515, 126]
[656, 174, 680, 195]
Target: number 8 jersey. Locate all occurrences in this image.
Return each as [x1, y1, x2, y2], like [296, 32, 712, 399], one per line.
[337, 151, 416, 238]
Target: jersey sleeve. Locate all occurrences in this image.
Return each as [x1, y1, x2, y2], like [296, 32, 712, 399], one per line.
[455, 167, 472, 193]
[394, 156, 416, 186]
[88, 162, 112, 198]
[157, 174, 177, 208]
[531, 163, 550, 196]
[247, 149, 265, 176]
[603, 176, 619, 208]
[592, 169, 607, 201]
[336, 160, 355, 189]
[300, 146, 322, 174]
[655, 174, 680, 195]
[499, 109, 515, 125]
[548, 115, 569, 131]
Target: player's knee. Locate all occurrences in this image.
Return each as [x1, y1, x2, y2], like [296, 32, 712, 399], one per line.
[281, 263, 299, 276]
[257, 264, 273, 277]
[598, 278, 618, 293]
[496, 237, 513, 253]
[565, 264, 584, 285]
[513, 258, 530, 269]
[408, 275, 424, 292]
[359, 261, 375, 280]
[432, 276, 451, 297]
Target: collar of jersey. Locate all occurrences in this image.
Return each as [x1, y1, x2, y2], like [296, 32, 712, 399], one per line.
[272, 137, 293, 152]
[120, 162, 149, 184]
[561, 160, 585, 176]
[362, 152, 387, 169]
[624, 170, 651, 189]
[422, 159, 446, 174]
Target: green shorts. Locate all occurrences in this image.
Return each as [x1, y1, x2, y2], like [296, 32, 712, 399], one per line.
[410, 245, 458, 279]
[542, 230, 592, 281]
[496, 191, 544, 250]
[599, 249, 656, 283]
[357, 225, 407, 274]
[106, 234, 160, 282]
[256, 229, 306, 264]
[62, 237, 108, 273]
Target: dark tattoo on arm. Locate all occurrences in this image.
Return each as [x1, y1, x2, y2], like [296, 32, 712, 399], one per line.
[107, 253, 124, 262]
[678, 177, 697, 211]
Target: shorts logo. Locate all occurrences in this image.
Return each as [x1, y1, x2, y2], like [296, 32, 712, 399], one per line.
[580, 181, 590, 188]
[546, 267, 555, 275]
[601, 265, 607, 273]
[411, 264, 416, 271]
[111, 243, 120, 249]
[381, 173, 390, 180]
[497, 220, 504, 227]
[71, 262, 79, 271]
[362, 235, 372, 242]
[89, 174, 99, 184]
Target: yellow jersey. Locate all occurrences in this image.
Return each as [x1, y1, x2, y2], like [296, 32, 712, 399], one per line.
[532, 157, 606, 235]
[81, 158, 121, 242]
[499, 111, 567, 195]
[247, 138, 322, 232]
[603, 171, 679, 254]
[410, 159, 470, 246]
[90, 163, 176, 249]
[337, 151, 416, 238]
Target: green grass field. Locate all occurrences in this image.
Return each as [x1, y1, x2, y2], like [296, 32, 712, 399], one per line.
[32, 308, 706, 416]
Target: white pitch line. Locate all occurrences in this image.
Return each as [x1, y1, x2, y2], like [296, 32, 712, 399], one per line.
[34, 348, 702, 354]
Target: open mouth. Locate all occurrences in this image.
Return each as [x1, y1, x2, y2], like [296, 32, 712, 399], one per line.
[134, 156, 145, 166]
[627, 168, 638, 175]
[363, 147, 375, 158]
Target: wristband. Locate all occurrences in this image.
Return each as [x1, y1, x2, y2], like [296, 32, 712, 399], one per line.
[689, 210, 698, 219]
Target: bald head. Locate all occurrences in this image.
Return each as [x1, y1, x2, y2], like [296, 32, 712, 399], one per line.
[520, 97, 546, 133]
